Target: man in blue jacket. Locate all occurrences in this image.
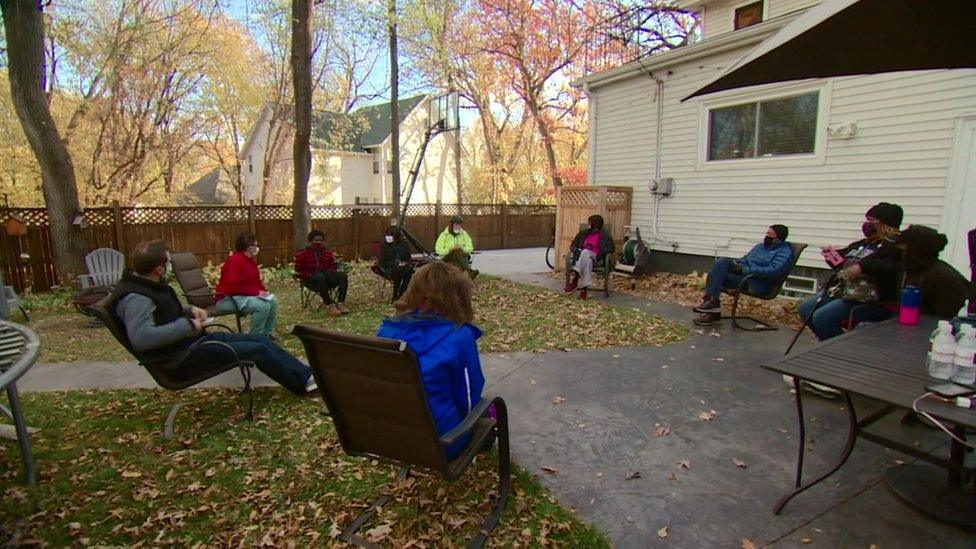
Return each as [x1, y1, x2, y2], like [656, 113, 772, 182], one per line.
[693, 224, 793, 325]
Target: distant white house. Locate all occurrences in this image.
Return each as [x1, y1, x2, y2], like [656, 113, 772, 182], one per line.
[239, 94, 459, 206]
[575, 0, 976, 280]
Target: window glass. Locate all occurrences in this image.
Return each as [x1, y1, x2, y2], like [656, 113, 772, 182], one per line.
[707, 91, 818, 161]
[734, 1, 763, 30]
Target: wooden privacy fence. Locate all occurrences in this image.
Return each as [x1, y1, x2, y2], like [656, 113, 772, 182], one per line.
[0, 202, 556, 291]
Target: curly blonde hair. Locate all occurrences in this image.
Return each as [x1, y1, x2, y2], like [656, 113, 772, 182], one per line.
[394, 261, 473, 324]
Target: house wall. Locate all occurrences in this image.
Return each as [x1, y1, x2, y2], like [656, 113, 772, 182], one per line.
[308, 151, 375, 205]
[241, 106, 271, 203]
[588, 42, 976, 272]
[702, 0, 819, 37]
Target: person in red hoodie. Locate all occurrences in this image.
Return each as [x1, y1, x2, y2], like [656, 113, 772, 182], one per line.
[214, 232, 278, 336]
[294, 229, 349, 316]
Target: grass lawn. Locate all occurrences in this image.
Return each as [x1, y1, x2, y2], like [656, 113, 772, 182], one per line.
[26, 262, 688, 363]
[1, 389, 609, 546]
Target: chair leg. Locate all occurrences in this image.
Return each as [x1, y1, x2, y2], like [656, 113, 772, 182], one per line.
[723, 292, 777, 331]
[469, 399, 511, 549]
[341, 466, 411, 548]
[239, 363, 254, 421]
[19, 307, 30, 322]
[163, 403, 184, 439]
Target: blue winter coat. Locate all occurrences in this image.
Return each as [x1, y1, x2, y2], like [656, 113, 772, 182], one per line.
[377, 313, 485, 460]
[740, 241, 794, 278]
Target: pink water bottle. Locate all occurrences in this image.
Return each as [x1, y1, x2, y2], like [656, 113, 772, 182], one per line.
[899, 285, 920, 325]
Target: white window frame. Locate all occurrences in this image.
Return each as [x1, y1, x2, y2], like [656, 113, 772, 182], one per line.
[730, 0, 767, 31]
[696, 80, 831, 171]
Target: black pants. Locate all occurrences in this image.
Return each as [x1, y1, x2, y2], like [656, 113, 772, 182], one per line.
[303, 271, 348, 304]
[386, 264, 414, 300]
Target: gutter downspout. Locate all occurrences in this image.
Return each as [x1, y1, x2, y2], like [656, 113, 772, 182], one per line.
[584, 83, 595, 185]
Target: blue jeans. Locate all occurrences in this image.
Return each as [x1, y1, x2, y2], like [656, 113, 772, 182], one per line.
[184, 332, 311, 395]
[797, 295, 894, 341]
[705, 257, 772, 298]
[216, 295, 278, 335]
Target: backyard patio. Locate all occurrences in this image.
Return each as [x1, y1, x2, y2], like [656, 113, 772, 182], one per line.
[3, 248, 973, 546]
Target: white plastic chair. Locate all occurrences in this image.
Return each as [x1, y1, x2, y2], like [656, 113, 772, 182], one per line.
[76, 248, 124, 289]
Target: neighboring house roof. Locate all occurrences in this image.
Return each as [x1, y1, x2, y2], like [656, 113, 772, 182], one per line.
[177, 168, 237, 205]
[312, 94, 426, 152]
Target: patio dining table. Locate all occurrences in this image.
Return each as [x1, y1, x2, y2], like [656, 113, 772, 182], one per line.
[0, 319, 41, 484]
[763, 316, 976, 531]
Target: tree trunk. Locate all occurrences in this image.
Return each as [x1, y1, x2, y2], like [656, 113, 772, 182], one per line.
[524, 88, 561, 190]
[291, 0, 313, 251]
[388, 0, 400, 216]
[2, 0, 86, 285]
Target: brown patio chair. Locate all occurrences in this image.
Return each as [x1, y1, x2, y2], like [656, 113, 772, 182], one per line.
[89, 296, 255, 437]
[292, 324, 510, 549]
[169, 251, 244, 332]
[564, 223, 615, 298]
[722, 242, 808, 331]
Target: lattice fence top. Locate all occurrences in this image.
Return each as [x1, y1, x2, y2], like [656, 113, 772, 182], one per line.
[507, 204, 556, 216]
[253, 205, 293, 221]
[4, 208, 49, 227]
[459, 204, 502, 216]
[560, 189, 599, 206]
[605, 191, 631, 208]
[121, 206, 249, 224]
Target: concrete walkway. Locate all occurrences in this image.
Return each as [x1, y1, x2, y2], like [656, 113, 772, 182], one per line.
[15, 248, 975, 547]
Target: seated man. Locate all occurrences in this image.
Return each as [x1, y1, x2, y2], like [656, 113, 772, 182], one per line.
[435, 215, 478, 278]
[693, 224, 793, 325]
[294, 229, 349, 316]
[110, 239, 315, 395]
[899, 225, 969, 317]
[563, 214, 614, 298]
[214, 232, 278, 337]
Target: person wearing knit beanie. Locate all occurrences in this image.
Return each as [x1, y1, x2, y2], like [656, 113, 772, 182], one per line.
[899, 225, 968, 316]
[865, 202, 903, 229]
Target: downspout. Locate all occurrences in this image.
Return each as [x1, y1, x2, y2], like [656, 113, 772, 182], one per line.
[584, 83, 595, 185]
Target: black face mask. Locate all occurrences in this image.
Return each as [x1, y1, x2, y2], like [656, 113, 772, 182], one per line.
[764, 236, 776, 248]
[589, 224, 599, 232]
[862, 222, 878, 238]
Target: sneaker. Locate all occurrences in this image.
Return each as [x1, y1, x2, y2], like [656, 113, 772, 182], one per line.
[802, 381, 841, 399]
[693, 296, 721, 314]
[579, 289, 588, 300]
[693, 312, 721, 326]
[563, 277, 578, 294]
[325, 304, 342, 317]
[305, 376, 318, 394]
[336, 303, 350, 314]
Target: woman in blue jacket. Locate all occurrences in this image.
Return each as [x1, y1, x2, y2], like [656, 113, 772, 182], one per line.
[376, 261, 485, 459]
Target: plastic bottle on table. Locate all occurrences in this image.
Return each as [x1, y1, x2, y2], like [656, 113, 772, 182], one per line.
[951, 324, 976, 385]
[926, 320, 955, 380]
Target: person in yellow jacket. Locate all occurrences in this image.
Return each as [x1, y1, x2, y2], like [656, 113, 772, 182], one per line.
[435, 215, 477, 278]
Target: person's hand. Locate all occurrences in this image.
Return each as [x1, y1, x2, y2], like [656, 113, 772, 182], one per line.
[259, 290, 270, 299]
[841, 263, 862, 280]
[728, 261, 743, 274]
[189, 317, 204, 334]
[189, 306, 207, 321]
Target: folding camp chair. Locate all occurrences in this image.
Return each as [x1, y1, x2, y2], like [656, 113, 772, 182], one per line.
[722, 242, 808, 331]
[90, 296, 255, 437]
[293, 324, 510, 548]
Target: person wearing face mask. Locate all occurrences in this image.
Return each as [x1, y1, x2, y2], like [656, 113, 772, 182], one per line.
[563, 214, 615, 298]
[294, 229, 350, 316]
[898, 224, 968, 317]
[796, 202, 904, 341]
[435, 215, 477, 278]
[379, 225, 414, 300]
[692, 224, 793, 325]
[109, 239, 317, 395]
[214, 233, 278, 336]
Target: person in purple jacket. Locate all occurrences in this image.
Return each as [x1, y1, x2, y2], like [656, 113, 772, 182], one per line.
[376, 261, 485, 459]
[693, 224, 793, 325]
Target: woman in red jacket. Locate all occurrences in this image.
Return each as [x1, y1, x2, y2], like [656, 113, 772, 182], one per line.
[214, 233, 278, 336]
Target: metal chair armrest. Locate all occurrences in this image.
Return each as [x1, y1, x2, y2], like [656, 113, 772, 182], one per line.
[439, 395, 504, 446]
[184, 289, 216, 298]
[186, 338, 242, 362]
[203, 323, 235, 333]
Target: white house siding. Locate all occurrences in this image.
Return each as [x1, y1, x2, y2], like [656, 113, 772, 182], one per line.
[589, 43, 976, 271]
[377, 98, 458, 206]
[241, 105, 272, 203]
[701, 0, 819, 39]
[308, 151, 375, 205]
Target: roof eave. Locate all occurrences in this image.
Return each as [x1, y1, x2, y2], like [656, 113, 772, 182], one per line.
[572, 13, 798, 90]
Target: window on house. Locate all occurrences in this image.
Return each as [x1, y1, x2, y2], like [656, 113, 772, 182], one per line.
[733, 1, 763, 30]
[387, 163, 393, 174]
[372, 161, 379, 174]
[248, 155, 253, 174]
[707, 91, 819, 161]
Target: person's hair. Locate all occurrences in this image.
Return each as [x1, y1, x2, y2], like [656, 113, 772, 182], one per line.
[450, 215, 463, 224]
[307, 229, 325, 242]
[394, 261, 473, 324]
[131, 239, 169, 275]
[588, 214, 604, 230]
[872, 222, 900, 243]
[234, 232, 257, 252]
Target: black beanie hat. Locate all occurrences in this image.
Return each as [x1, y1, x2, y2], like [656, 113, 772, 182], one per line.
[770, 224, 789, 241]
[865, 202, 903, 229]
[899, 225, 947, 259]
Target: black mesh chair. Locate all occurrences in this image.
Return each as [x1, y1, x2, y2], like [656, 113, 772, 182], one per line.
[293, 324, 510, 548]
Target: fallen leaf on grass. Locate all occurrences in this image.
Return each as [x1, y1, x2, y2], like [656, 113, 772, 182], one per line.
[365, 523, 392, 541]
[624, 471, 641, 480]
[677, 460, 691, 470]
[653, 426, 671, 437]
[698, 410, 717, 421]
[742, 538, 757, 549]
[802, 538, 813, 544]
[712, 357, 725, 362]
[657, 525, 669, 538]
[732, 457, 748, 468]
[551, 396, 566, 405]
[667, 472, 680, 482]
[541, 465, 559, 475]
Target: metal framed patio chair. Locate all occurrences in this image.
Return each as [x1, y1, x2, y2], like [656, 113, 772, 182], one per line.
[169, 252, 244, 332]
[564, 223, 615, 298]
[89, 296, 255, 437]
[293, 324, 510, 549]
[721, 242, 808, 331]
